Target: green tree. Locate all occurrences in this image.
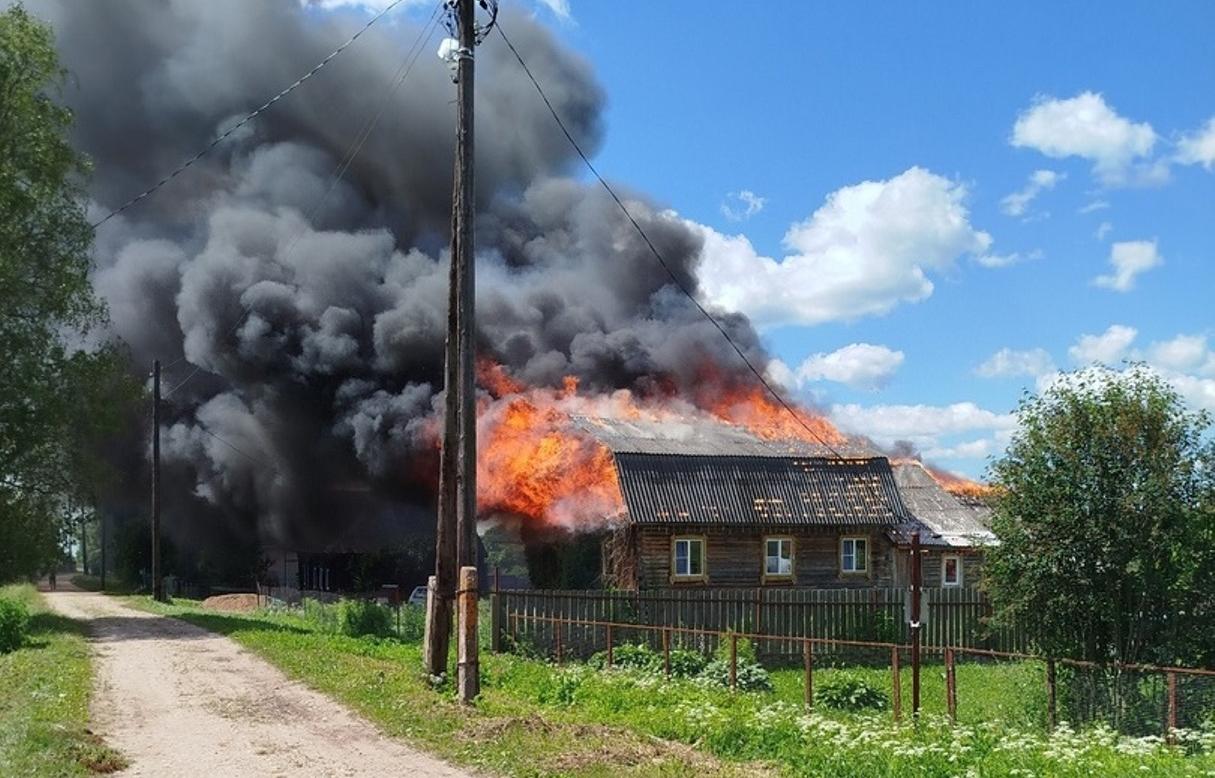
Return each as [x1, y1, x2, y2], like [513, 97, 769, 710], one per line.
[985, 366, 1215, 668]
[0, 5, 140, 581]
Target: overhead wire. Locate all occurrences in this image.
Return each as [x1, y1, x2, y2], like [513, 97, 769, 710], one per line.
[91, 0, 411, 229]
[493, 21, 869, 468]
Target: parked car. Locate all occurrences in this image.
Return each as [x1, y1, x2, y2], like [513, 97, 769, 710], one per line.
[407, 585, 428, 607]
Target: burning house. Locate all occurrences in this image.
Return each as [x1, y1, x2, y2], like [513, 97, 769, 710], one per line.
[512, 416, 983, 591]
[890, 461, 995, 589]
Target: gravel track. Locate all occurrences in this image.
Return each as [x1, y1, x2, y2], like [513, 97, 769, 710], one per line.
[45, 590, 473, 777]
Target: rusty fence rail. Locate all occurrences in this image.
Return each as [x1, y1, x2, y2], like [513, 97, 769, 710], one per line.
[495, 605, 1215, 739]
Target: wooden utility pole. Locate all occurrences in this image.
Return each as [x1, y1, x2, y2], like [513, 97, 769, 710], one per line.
[910, 531, 922, 715]
[425, 0, 481, 682]
[100, 512, 107, 591]
[151, 359, 164, 602]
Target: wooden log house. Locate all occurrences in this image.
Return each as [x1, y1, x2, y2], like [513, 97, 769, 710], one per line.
[576, 417, 992, 590]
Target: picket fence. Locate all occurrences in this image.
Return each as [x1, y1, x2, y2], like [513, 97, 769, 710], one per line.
[494, 586, 1028, 656]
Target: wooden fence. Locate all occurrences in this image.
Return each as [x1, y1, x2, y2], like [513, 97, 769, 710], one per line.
[494, 587, 1028, 655]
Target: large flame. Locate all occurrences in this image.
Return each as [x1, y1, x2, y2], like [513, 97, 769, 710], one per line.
[469, 360, 854, 529]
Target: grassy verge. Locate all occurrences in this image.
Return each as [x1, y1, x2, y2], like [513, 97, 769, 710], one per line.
[131, 597, 1215, 777]
[0, 585, 124, 776]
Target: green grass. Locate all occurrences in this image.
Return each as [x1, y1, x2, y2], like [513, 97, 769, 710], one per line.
[0, 585, 124, 776]
[130, 597, 1215, 778]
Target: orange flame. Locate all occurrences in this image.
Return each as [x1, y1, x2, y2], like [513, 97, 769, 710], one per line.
[469, 362, 852, 528]
[893, 458, 993, 501]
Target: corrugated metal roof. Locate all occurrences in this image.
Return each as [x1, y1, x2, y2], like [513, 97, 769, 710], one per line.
[571, 415, 879, 459]
[615, 453, 911, 526]
[891, 463, 996, 547]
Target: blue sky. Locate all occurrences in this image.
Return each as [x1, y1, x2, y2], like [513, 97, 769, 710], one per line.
[389, 1, 1215, 476]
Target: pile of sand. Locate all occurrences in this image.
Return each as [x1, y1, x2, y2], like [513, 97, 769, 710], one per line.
[201, 593, 261, 613]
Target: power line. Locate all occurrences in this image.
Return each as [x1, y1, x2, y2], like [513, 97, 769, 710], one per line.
[91, 0, 410, 229]
[162, 3, 444, 401]
[494, 22, 864, 465]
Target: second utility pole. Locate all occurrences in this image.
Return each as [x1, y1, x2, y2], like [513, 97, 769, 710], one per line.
[425, 0, 479, 690]
[151, 359, 164, 602]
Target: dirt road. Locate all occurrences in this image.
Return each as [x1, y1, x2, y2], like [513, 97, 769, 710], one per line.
[46, 590, 473, 777]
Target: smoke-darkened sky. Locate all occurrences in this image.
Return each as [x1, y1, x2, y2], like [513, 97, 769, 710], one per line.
[30, 0, 769, 549]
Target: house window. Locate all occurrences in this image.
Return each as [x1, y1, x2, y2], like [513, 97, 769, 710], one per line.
[840, 536, 868, 574]
[764, 537, 794, 578]
[672, 537, 705, 579]
[943, 555, 962, 587]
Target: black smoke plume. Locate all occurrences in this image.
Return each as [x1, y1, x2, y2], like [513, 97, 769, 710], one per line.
[30, 0, 768, 571]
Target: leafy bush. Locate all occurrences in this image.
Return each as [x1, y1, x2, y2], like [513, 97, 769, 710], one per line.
[698, 658, 774, 692]
[815, 672, 888, 711]
[667, 647, 708, 678]
[0, 595, 31, 653]
[337, 598, 393, 638]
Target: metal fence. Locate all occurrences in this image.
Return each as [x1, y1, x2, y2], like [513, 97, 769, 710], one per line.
[491, 589, 1215, 738]
[493, 586, 1028, 654]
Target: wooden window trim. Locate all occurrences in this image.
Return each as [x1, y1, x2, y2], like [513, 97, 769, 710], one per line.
[942, 554, 963, 587]
[839, 535, 871, 577]
[670, 535, 707, 583]
[762, 535, 795, 583]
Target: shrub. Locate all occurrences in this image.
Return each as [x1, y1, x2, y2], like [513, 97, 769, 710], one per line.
[698, 658, 774, 692]
[815, 672, 888, 711]
[667, 647, 708, 678]
[0, 595, 31, 653]
[337, 598, 393, 638]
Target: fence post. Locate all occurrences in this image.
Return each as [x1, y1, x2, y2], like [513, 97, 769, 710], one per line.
[1166, 671, 1178, 742]
[555, 617, 564, 665]
[891, 646, 902, 722]
[457, 566, 479, 704]
[490, 566, 502, 653]
[730, 633, 738, 691]
[606, 623, 614, 667]
[803, 640, 813, 708]
[1046, 659, 1057, 731]
[662, 628, 671, 679]
[945, 647, 957, 723]
[910, 533, 922, 716]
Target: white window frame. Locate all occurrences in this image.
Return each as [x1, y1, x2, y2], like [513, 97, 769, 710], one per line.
[942, 554, 963, 587]
[840, 536, 868, 575]
[763, 536, 794, 580]
[671, 536, 706, 581]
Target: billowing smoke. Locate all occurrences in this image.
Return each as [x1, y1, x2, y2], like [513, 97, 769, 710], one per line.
[32, 0, 769, 557]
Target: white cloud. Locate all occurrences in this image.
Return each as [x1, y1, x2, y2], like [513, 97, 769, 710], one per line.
[695, 167, 993, 328]
[1095, 221, 1112, 240]
[1147, 334, 1211, 373]
[924, 438, 993, 460]
[1000, 169, 1064, 216]
[830, 401, 1014, 444]
[976, 347, 1055, 379]
[829, 401, 1014, 465]
[535, 0, 572, 18]
[1177, 117, 1215, 170]
[1011, 92, 1159, 186]
[1094, 239, 1162, 292]
[720, 190, 766, 221]
[1068, 324, 1138, 365]
[786, 343, 905, 390]
[1079, 199, 1110, 214]
[974, 248, 1043, 268]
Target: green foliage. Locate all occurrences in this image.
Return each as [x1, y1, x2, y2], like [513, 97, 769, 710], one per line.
[337, 598, 393, 638]
[986, 365, 1215, 668]
[0, 594, 30, 653]
[0, 585, 125, 774]
[815, 673, 888, 711]
[698, 658, 774, 692]
[667, 647, 709, 678]
[0, 6, 142, 582]
[138, 596, 1215, 777]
